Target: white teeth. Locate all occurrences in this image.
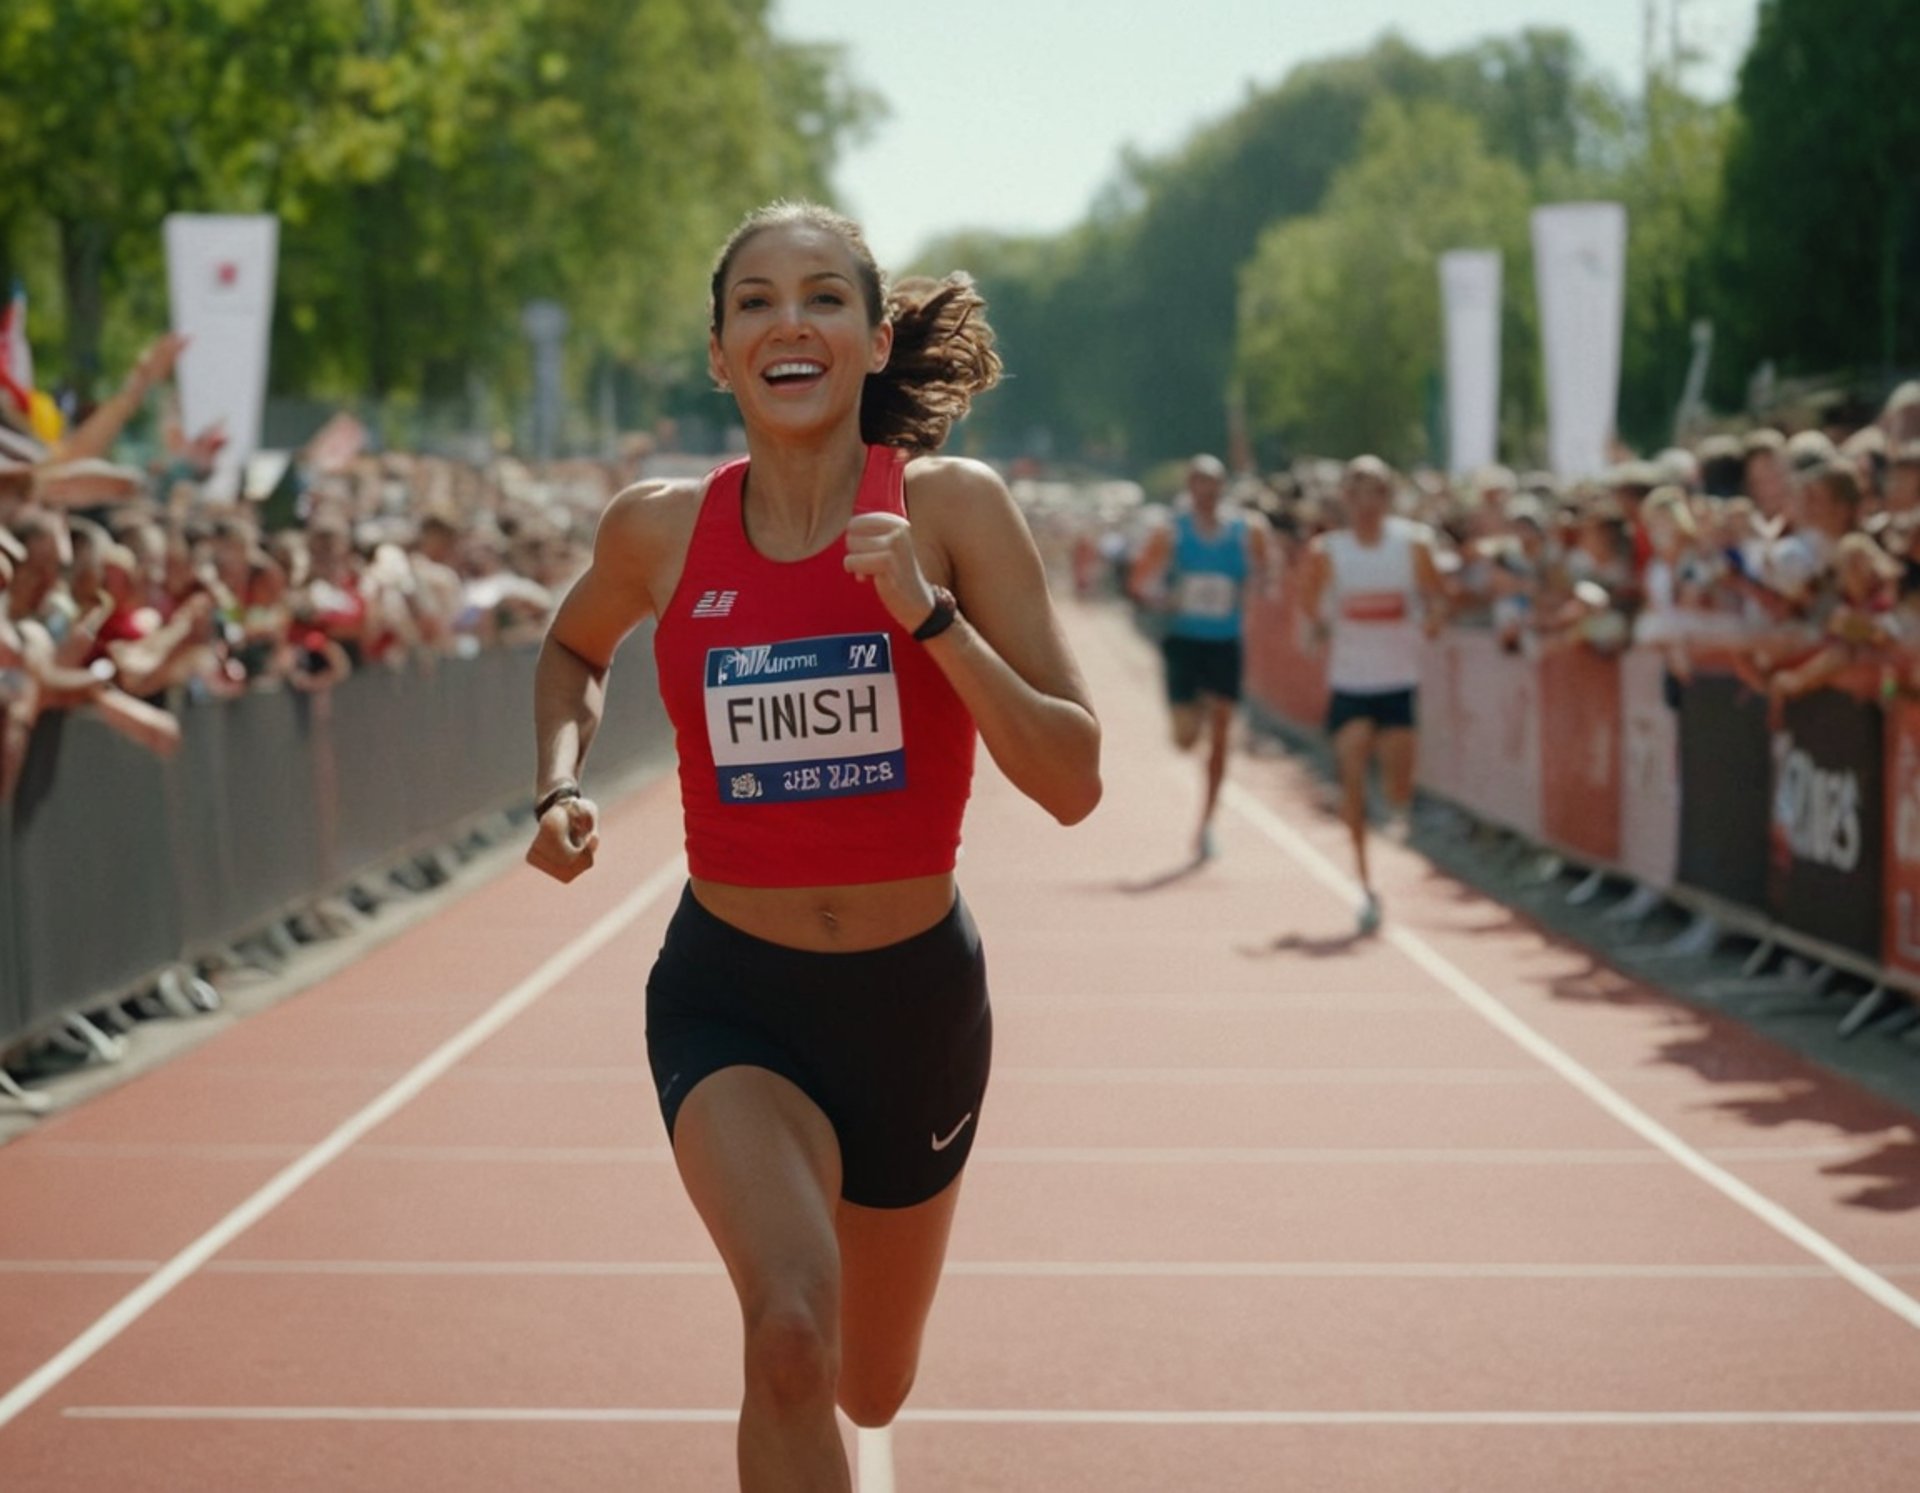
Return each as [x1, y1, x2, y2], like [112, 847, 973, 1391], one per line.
[765, 361, 825, 380]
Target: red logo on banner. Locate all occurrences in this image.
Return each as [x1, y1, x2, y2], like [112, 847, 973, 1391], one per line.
[216, 262, 239, 287]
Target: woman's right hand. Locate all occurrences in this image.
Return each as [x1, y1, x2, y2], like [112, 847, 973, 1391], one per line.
[526, 796, 601, 883]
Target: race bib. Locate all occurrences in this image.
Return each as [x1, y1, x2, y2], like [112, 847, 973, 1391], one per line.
[1175, 572, 1238, 620]
[1340, 590, 1410, 624]
[704, 633, 906, 804]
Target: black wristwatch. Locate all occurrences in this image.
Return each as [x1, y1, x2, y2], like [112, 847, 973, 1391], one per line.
[535, 781, 583, 819]
[912, 585, 959, 643]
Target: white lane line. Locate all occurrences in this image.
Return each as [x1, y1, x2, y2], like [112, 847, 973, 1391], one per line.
[23, 1258, 1920, 1282]
[0, 857, 686, 1432]
[59, 1405, 1920, 1427]
[1222, 781, 1920, 1334]
[856, 1424, 896, 1493]
[995, 1066, 1558, 1086]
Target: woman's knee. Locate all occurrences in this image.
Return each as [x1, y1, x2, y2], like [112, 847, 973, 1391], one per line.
[838, 1364, 915, 1429]
[743, 1281, 841, 1410]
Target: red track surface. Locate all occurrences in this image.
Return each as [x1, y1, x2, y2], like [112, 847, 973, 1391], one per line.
[3, 603, 1919, 1491]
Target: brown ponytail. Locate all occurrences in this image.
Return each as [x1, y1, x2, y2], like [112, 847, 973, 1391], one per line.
[710, 201, 1002, 454]
[862, 274, 1002, 453]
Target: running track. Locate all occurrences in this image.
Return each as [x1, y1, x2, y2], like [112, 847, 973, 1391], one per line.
[3, 603, 1919, 1491]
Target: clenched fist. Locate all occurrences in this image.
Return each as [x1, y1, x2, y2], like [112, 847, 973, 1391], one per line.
[843, 512, 937, 632]
[526, 795, 601, 883]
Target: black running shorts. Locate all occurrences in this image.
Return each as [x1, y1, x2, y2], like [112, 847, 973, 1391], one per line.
[645, 885, 992, 1209]
[1162, 635, 1244, 706]
[1326, 686, 1418, 735]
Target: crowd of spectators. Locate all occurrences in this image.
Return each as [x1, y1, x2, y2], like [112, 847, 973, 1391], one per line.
[1, 333, 615, 805]
[1203, 381, 1920, 713]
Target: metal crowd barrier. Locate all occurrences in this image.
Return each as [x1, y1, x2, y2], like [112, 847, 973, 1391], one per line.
[1237, 568, 1920, 1037]
[0, 634, 668, 1052]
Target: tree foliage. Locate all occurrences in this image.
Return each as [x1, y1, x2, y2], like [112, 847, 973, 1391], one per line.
[1236, 101, 1534, 465]
[1711, 0, 1920, 396]
[924, 30, 1607, 469]
[0, 0, 874, 417]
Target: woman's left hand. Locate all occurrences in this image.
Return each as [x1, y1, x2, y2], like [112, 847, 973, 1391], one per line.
[844, 513, 939, 632]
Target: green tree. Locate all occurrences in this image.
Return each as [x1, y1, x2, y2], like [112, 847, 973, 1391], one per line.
[1712, 0, 1920, 396]
[925, 30, 1604, 469]
[1235, 100, 1533, 465]
[0, 0, 872, 425]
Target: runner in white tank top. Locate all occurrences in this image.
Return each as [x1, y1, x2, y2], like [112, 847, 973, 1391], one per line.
[1299, 455, 1448, 934]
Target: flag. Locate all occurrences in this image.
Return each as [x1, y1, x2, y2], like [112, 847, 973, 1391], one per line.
[0, 284, 33, 416]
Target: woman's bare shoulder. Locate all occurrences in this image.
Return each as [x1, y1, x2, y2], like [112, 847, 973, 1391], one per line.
[597, 477, 706, 563]
[902, 455, 1019, 537]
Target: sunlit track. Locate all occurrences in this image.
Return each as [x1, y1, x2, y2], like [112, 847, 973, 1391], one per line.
[1, 603, 1917, 1492]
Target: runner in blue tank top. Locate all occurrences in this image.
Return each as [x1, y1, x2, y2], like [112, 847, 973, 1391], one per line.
[1131, 454, 1275, 860]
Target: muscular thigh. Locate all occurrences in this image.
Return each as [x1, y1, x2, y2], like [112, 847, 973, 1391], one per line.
[672, 1067, 843, 1306]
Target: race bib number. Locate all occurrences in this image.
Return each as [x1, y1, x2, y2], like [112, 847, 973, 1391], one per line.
[1340, 590, 1410, 624]
[1175, 573, 1238, 620]
[704, 633, 906, 804]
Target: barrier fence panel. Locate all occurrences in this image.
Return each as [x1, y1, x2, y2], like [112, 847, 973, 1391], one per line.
[1886, 699, 1920, 981]
[1676, 672, 1773, 916]
[1242, 567, 1913, 986]
[1539, 646, 1622, 866]
[0, 803, 20, 1042]
[8, 713, 184, 1023]
[207, 687, 323, 940]
[1618, 649, 1681, 891]
[1767, 688, 1885, 960]
[3, 637, 674, 1053]
[1421, 631, 1545, 840]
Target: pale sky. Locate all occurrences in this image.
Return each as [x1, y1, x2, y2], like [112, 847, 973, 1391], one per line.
[775, 0, 1760, 267]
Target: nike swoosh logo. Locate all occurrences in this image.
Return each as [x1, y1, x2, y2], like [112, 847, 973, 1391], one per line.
[930, 1113, 974, 1153]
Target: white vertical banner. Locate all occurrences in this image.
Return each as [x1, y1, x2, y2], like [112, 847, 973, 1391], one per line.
[1438, 249, 1503, 474]
[164, 214, 279, 500]
[1532, 203, 1627, 479]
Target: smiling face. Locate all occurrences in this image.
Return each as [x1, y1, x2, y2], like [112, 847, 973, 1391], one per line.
[709, 223, 892, 445]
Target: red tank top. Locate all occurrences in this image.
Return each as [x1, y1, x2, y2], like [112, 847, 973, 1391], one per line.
[652, 444, 977, 887]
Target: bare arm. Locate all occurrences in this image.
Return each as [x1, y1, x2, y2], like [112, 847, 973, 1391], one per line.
[1296, 539, 1332, 648]
[53, 334, 184, 464]
[531, 483, 672, 802]
[850, 458, 1101, 826]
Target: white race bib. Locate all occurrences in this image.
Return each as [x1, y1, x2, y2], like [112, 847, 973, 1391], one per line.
[1175, 572, 1238, 620]
[704, 632, 906, 804]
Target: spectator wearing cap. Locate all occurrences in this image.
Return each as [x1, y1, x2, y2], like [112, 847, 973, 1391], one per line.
[1764, 460, 1865, 627]
[1654, 447, 1701, 493]
[1884, 381, 1920, 445]
[1887, 442, 1920, 515]
[1606, 459, 1660, 575]
[1840, 425, 1888, 508]
[1784, 429, 1840, 481]
[1742, 429, 1792, 524]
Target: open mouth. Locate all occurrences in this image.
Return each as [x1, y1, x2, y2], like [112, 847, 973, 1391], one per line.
[761, 359, 827, 390]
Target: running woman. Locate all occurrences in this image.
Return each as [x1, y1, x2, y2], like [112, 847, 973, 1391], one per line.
[1130, 454, 1274, 858]
[1297, 455, 1446, 934]
[526, 201, 1101, 1493]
